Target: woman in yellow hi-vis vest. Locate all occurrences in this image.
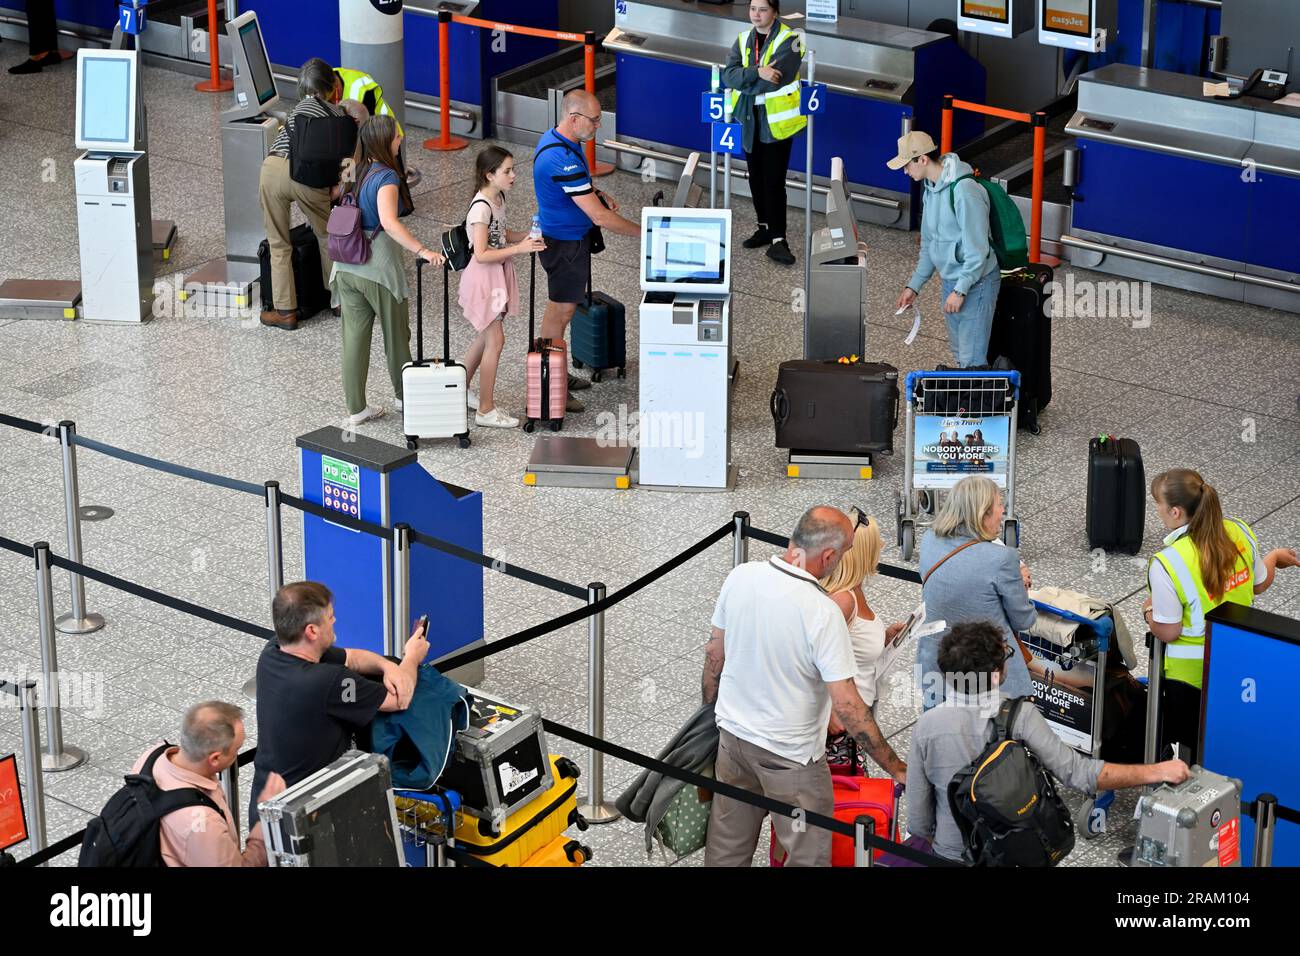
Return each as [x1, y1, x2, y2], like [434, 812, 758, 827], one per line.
[722, 0, 806, 266]
[1142, 469, 1297, 762]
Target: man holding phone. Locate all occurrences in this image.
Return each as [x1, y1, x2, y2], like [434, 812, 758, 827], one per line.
[248, 581, 430, 825]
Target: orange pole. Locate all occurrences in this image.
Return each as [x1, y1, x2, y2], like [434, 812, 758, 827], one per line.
[1030, 112, 1046, 265]
[584, 32, 613, 177]
[194, 0, 232, 92]
[425, 11, 467, 152]
[940, 95, 954, 155]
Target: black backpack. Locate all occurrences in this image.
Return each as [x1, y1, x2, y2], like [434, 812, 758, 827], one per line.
[946, 698, 1076, 867]
[289, 111, 358, 188]
[439, 197, 492, 272]
[78, 744, 224, 867]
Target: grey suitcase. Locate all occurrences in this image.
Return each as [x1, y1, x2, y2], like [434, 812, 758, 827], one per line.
[435, 687, 554, 830]
[1132, 766, 1243, 867]
[258, 751, 402, 867]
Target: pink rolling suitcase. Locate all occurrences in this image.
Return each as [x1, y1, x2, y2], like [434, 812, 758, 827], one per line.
[523, 253, 566, 433]
[401, 258, 470, 449]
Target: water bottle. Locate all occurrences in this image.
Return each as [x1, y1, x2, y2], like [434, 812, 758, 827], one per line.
[529, 215, 542, 242]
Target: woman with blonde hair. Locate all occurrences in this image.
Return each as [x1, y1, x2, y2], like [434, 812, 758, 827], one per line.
[1143, 468, 1297, 761]
[916, 475, 1035, 710]
[820, 508, 907, 768]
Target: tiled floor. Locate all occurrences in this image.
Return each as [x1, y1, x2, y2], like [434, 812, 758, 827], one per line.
[1, 52, 1298, 868]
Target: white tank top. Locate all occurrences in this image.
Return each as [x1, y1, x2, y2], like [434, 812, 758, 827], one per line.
[844, 586, 887, 707]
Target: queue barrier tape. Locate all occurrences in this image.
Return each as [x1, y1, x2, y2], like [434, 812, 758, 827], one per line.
[406, 526, 588, 601]
[71, 434, 264, 497]
[543, 718, 960, 867]
[0, 412, 49, 436]
[279, 491, 395, 541]
[0, 534, 36, 560]
[744, 525, 923, 585]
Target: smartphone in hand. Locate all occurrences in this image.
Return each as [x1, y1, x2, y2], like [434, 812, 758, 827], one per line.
[416, 614, 430, 637]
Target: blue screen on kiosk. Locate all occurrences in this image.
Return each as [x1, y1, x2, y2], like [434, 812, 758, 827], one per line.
[81, 56, 133, 145]
[1202, 617, 1300, 866]
[643, 214, 727, 285]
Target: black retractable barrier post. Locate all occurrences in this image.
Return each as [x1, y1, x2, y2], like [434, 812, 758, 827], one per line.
[732, 511, 750, 568]
[1252, 794, 1278, 868]
[33, 542, 86, 771]
[579, 581, 619, 824]
[54, 421, 104, 635]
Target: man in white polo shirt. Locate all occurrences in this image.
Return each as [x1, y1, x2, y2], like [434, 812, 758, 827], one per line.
[702, 506, 907, 867]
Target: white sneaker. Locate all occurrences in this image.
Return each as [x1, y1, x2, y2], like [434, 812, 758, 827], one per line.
[346, 405, 385, 426]
[467, 389, 480, 411]
[475, 407, 519, 428]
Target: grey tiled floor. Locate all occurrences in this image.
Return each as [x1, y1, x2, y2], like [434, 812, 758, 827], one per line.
[1, 52, 1298, 868]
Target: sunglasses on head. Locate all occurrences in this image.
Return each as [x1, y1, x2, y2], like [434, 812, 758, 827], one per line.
[849, 508, 872, 532]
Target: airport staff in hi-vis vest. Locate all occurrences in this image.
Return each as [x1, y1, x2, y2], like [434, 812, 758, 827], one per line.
[333, 67, 403, 137]
[722, 0, 806, 267]
[1143, 468, 1298, 763]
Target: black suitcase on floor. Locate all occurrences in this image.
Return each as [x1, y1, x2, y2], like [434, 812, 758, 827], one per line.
[772, 360, 899, 454]
[1086, 435, 1145, 553]
[258, 223, 331, 318]
[988, 264, 1053, 433]
[571, 291, 626, 382]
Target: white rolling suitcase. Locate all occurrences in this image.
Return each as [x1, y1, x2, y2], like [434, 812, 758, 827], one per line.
[402, 258, 470, 450]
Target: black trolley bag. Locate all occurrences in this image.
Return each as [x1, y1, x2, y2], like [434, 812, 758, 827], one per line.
[771, 360, 899, 455]
[570, 258, 627, 382]
[1086, 434, 1145, 553]
[987, 263, 1053, 433]
[258, 223, 331, 318]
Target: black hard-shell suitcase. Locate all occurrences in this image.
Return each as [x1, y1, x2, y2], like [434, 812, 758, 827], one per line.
[772, 360, 899, 454]
[258, 223, 331, 318]
[1086, 435, 1145, 553]
[988, 264, 1053, 433]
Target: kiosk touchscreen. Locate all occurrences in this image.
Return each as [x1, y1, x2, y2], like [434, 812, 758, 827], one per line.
[638, 207, 734, 489]
[74, 49, 152, 323]
[228, 11, 280, 121]
[958, 0, 1034, 39]
[1038, 0, 1116, 53]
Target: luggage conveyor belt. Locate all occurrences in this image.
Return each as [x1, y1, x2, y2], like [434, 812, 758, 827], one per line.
[493, 48, 618, 155]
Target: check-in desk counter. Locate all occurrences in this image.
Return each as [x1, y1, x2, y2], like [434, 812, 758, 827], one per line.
[604, 0, 985, 229]
[1065, 64, 1300, 313]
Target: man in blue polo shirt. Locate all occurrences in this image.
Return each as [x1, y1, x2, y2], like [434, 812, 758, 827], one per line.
[534, 90, 641, 411]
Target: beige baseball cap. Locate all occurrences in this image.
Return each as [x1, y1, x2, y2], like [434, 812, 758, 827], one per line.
[886, 130, 938, 170]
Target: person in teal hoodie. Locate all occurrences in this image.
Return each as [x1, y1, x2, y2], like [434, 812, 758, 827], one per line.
[889, 131, 1001, 368]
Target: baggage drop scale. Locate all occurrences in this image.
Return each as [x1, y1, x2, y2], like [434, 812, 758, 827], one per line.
[524, 435, 634, 490]
[787, 451, 875, 481]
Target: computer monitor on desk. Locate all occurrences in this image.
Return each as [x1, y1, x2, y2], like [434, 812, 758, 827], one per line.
[640, 208, 732, 295]
[75, 50, 142, 153]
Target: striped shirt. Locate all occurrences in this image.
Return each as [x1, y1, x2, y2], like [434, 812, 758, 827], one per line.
[270, 95, 343, 159]
[533, 128, 594, 241]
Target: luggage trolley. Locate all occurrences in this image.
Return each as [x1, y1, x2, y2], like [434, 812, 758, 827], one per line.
[895, 370, 1022, 561]
[1021, 600, 1118, 840]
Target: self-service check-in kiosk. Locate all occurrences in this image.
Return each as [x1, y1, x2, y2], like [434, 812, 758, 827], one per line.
[637, 206, 734, 490]
[297, 427, 485, 683]
[958, 0, 1036, 39]
[806, 158, 867, 362]
[185, 11, 282, 312]
[1038, 0, 1116, 53]
[74, 49, 154, 323]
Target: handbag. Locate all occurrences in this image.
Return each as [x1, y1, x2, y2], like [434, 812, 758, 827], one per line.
[326, 169, 383, 265]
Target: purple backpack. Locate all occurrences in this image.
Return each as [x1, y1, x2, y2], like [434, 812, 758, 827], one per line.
[327, 169, 383, 265]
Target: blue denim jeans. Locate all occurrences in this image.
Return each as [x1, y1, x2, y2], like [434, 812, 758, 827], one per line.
[940, 269, 1001, 368]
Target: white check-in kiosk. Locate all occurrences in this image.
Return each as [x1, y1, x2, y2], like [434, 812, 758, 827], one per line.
[958, 1, 1035, 39]
[637, 207, 734, 490]
[74, 49, 153, 323]
[1038, 0, 1116, 53]
[186, 11, 282, 311]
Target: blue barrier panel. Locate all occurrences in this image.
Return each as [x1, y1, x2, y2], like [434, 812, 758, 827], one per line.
[1201, 603, 1300, 867]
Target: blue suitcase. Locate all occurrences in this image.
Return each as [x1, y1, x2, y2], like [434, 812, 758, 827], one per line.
[571, 286, 626, 383]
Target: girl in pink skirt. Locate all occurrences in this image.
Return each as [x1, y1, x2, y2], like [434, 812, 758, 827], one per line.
[458, 146, 546, 427]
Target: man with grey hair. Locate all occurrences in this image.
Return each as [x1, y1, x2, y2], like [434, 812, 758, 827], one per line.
[703, 506, 907, 866]
[127, 701, 285, 867]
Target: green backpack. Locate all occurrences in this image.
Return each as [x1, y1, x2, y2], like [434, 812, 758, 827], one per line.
[949, 173, 1030, 270]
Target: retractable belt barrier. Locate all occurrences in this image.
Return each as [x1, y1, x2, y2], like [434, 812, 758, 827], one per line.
[743, 526, 924, 585]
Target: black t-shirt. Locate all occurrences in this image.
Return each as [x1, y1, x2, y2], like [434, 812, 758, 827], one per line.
[248, 643, 387, 823]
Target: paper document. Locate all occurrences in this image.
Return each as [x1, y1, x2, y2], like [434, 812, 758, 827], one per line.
[876, 602, 944, 683]
[1277, 92, 1300, 108]
[897, 302, 922, 345]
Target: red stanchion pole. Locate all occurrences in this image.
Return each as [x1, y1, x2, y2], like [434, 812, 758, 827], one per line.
[194, 0, 232, 92]
[585, 31, 613, 177]
[425, 10, 468, 152]
[940, 94, 954, 155]
[1030, 111, 1046, 265]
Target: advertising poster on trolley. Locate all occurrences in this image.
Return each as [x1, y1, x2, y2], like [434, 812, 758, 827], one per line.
[912, 414, 1011, 489]
[1026, 645, 1097, 752]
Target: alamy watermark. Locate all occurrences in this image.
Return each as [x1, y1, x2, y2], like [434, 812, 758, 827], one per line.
[595, 403, 706, 459]
[1047, 274, 1151, 328]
